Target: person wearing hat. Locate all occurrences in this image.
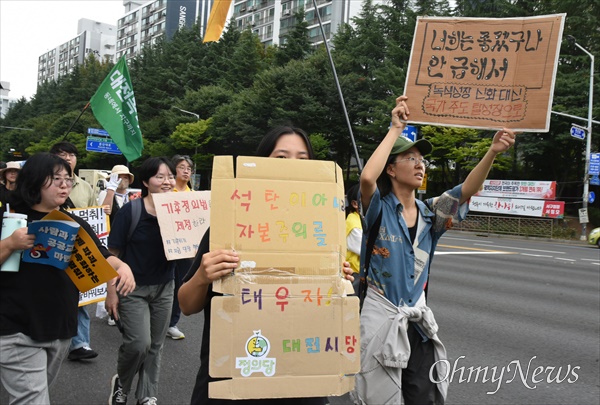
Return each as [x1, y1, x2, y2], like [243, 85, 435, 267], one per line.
[353, 96, 515, 405]
[0, 161, 21, 212]
[98, 165, 135, 226]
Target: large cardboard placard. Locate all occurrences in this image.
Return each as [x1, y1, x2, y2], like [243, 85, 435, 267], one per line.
[209, 156, 359, 399]
[404, 14, 565, 132]
[153, 191, 211, 260]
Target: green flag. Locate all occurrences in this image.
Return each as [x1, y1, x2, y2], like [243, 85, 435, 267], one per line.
[90, 57, 143, 162]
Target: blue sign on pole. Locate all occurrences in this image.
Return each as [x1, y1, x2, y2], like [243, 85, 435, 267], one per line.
[590, 175, 600, 186]
[86, 136, 122, 155]
[570, 126, 585, 140]
[589, 191, 596, 204]
[402, 125, 417, 142]
[589, 153, 600, 175]
[87, 127, 109, 137]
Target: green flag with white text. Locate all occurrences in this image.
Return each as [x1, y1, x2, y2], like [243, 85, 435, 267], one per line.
[90, 57, 143, 162]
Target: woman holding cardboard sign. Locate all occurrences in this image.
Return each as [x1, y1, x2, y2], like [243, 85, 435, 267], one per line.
[179, 126, 355, 405]
[0, 153, 135, 405]
[353, 96, 515, 404]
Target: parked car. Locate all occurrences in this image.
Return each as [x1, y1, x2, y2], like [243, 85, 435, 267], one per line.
[589, 227, 600, 248]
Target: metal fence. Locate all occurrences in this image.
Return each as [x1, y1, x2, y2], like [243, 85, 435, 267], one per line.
[453, 214, 555, 238]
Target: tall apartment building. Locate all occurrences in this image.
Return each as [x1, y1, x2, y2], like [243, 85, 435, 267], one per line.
[232, 0, 363, 46]
[115, 0, 368, 59]
[37, 19, 118, 87]
[116, 0, 215, 60]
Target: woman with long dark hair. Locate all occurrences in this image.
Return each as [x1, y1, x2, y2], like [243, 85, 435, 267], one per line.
[178, 126, 353, 405]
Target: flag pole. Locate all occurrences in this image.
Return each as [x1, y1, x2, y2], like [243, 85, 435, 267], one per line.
[62, 102, 90, 141]
[311, 0, 362, 173]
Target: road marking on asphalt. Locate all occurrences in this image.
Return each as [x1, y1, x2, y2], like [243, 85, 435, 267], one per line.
[555, 258, 576, 262]
[436, 251, 512, 255]
[580, 258, 600, 262]
[474, 243, 565, 254]
[520, 253, 554, 258]
[438, 244, 514, 253]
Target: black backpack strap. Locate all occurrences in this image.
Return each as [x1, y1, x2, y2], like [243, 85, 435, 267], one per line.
[358, 209, 382, 312]
[119, 198, 142, 260]
[128, 198, 142, 241]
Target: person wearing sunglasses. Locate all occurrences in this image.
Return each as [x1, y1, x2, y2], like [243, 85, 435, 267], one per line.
[353, 96, 515, 405]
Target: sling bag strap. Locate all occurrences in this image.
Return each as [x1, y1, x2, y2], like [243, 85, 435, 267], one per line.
[118, 198, 142, 260]
[358, 209, 382, 312]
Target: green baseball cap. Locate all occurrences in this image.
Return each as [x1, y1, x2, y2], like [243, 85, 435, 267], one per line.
[390, 136, 432, 156]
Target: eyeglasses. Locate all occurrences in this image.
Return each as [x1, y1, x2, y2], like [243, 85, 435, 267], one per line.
[56, 152, 77, 159]
[176, 165, 192, 172]
[154, 175, 176, 182]
[52, 176, 74, 187]
[394, 157, 430, 168]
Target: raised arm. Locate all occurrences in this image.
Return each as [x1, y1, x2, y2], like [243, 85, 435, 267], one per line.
[459, 128, 516, 204]
[360, 96, 409, 212]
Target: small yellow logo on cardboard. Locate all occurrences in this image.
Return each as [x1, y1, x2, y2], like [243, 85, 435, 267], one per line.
[235, 330, 276, 377]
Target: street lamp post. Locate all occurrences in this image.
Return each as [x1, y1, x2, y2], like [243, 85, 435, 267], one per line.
[567, 37, 595, 240]
[173, 107, 200, 190]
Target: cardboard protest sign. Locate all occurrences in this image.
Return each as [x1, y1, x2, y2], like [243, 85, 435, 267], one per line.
[68, 206, 111, 305]
[153, 191, 211, 260]
[209, 156, 359, 399]
[44, 210, 117, 293]
[404, 14, 565, 132]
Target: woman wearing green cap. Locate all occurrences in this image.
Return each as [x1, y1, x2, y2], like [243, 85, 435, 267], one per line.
[353, 96, 515, 405]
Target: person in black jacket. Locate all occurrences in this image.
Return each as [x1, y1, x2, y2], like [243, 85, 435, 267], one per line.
[0, 153, 135, 405]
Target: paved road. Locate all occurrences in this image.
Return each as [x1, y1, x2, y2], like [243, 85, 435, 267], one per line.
[1, 232, 598, 404]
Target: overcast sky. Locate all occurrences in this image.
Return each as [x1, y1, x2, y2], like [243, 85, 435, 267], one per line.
[1, 0, 126, 100]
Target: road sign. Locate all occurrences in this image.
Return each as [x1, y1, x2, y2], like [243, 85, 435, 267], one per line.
[570, 126, 585, 140]
[87, 127, 109, 137]
[402, 125, 417, 142]
[590, 175, 600, 186]
[589, 191, 596, 204]
[86, 136, 122, 155]
[589, 152, 600, 175]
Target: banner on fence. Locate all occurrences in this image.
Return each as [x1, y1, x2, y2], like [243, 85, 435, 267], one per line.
[474, 180, 556, 200]
[469, 196, 564, 218]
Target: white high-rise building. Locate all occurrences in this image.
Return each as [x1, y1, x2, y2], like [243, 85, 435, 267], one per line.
[116, 0, 215, 60]
[115, 0, 372, 59]
[232, 0, 367, 46]
[0, 81, 18, 119]
[37, 19, 117, 87]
